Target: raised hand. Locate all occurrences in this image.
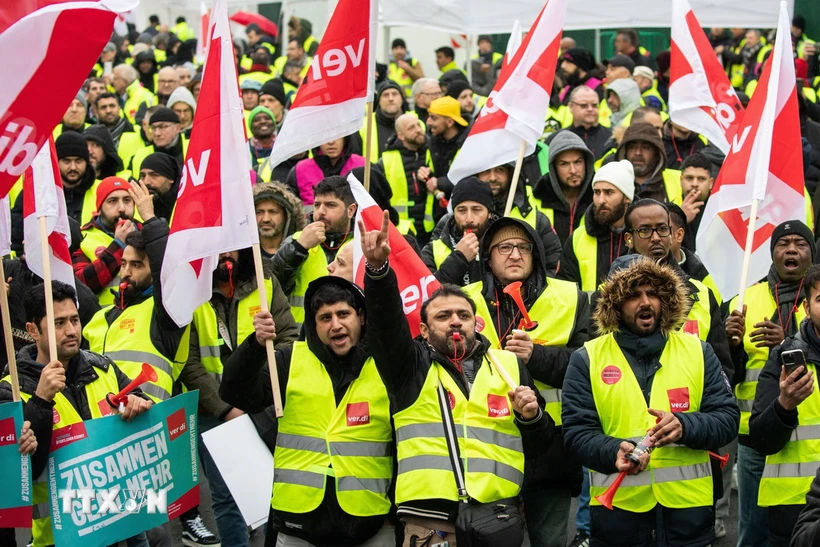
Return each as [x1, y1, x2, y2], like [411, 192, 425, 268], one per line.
[358, 210, 392, 270]
[297, 221, 326, 250]
[129, 180, 155, 221]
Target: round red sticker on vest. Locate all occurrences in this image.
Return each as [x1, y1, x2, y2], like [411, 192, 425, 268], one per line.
[447, 390, 456, 410]
[52, 408, 61, 424]
[475, 317, 485, 332]
[601, 365, 621, 385]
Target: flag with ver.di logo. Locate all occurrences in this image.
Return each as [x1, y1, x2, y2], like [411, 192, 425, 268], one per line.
[0, 401, 32, 528]
[47, 392, 200, 547]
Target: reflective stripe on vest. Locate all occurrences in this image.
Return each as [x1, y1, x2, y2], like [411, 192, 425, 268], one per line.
[83, 299, 190, 402]
[462, 279, 579, 426]
[571, 223, 599, 292]
[393, 349, 524, 504]
[1, 363, 122, 547]
[382, 149, 435, 233]
[587, 332, 712, 511]
[730, 282, 805, 435]
[79, 225, 121, 306]
[272, 342, 393, 516]
[759, 367, 820, 506]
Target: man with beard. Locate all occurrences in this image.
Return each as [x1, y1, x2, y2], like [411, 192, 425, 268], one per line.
[563, 86, 612, 160]
[219, 277, 394, 546]
[411, 78, 441, 124]
[84, 124, 127, 180]
[725, 220, 815, 547]
[377, 113, 436, 243]
[138, 152, 182, 222]
[422, 176, 495, 285]
[253, 181, 306, 258]
[559, 48, 604, 102]
[94, 92, 145, 168]
[12, 132, 99, 251]
[286, 136, 364, 207]
[179, 247, 298, 547]
[676, 153, 714, 252]
[351, 80, 410, 160]
[0, 281, 152, 547]
[558, 160, 634, 292]
[617, 122, 682, 203]
[129, 107, 188, 177]
[72, 177, 140, 305]
[248, 105, 276, 170]
[426, 96, 470, 200]
[53, 93, 90, 138]
[361, 211, 555, 546]
[476, 163, 562, 275]
[530, 132, 595, 244]
[273, 176, 357, 327]
[562, 259, 738, 547]
[461, 218, 589, 547]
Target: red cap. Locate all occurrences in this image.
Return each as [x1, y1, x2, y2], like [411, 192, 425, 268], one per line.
[96, 177, 129, 211]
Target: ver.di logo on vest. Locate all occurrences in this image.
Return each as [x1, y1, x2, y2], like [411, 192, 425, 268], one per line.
[487, 394, 510, 418]
[667, 387, 690, 411]
[346, 402, 370, 426]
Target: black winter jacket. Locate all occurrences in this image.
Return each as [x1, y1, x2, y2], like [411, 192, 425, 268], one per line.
[791, 468, 820, 547]
[563, 125, 613, 161]
[271, 231, 353, 296]
[420, 213, 486, 286]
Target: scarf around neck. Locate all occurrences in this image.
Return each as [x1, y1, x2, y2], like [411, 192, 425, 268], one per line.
[767, 265, 805, 337]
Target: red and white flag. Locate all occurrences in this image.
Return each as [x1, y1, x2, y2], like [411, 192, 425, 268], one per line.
[349, 173, 440, 338]
[22, 140, 75, 290]
[0, 0, 137, 199]
[263, 0, 378, 171]
[696, 2, 805, 299]
[196, 1, 211, 61]
[161, 0, 259, 326]
[447, 0, 567, 184]
[669, 0, 745, 154]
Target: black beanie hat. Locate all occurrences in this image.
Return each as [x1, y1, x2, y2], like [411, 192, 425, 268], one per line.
[55, 132, 90, 162]
[451, 176, 494, 212]
[770, 219, 815, 261]
[149, 107, 180, 125]
[141, 152, 180, 181]
[446, 80, 472, 100]
[260, 78, 288, 107]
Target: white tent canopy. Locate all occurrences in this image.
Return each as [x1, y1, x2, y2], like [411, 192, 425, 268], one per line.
[381, 0, 792, 33]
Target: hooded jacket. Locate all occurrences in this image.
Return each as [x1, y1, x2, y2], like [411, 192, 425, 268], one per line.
[134, 50, 158, 93]
[616, 123, 671, 202]
[662, 121, 707, 170]
[421, 213, 489, 286]
[350, 80, 409, 158]
[476, 218, 589, 492]
[562, 260, 738, 538]
[253, 182, 307, 259]
[606, 79, 642, 127]
[557, 203, 631, 290]
[364, 264, 555, 522]
[0, 345, 147, 479]
[84, 124, 124, 179]
[531, 131, 595, 243]
[219, 277, 385, 544]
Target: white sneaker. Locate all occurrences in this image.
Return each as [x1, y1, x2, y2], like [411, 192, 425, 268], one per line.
[715, 518, 727, 538]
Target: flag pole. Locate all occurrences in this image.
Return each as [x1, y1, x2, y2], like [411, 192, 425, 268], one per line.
[0, 259, 20, 402]
[251, 243, 284, 417]
[503, 139, 527, 217]
[38, 217, 58, 363]
[734, 198, 759, 314]
[363, 101, 374, 192]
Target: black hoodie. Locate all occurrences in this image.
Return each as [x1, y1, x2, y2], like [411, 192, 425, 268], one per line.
[84, 124, 124, 179]
[219, 277, 388, 545]
[134, 50, 158, 93]
[662, 120, 707, 170]
[616, 122, 672, 203]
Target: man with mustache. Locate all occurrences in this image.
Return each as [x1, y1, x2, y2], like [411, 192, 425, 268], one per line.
[138, 152, 181, 222]
[563, 259, 739, 547]
[616, 122, 682, 203]
[253, 182, 306, 258]
[273, 176, 357, 327]
[129, 106, 188, 178]
[558, 160, 634, 292]
[361, 211, 555, 547]
[724, 220, 815, 547]
[0, 281, 152, 547]
[72, 177, 140, 306]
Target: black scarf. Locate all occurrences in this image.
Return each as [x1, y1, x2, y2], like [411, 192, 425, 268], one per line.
[108, 117, 130, 148]
[767, 265, 805, 337]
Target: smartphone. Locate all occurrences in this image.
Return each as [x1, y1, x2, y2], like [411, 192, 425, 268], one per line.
[781, 349, 807, 379]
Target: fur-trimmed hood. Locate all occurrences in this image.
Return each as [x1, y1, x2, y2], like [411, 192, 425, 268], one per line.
[594, 257, 690, 336]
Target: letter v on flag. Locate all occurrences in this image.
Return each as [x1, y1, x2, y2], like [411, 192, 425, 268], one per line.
[669, 0, 745, 154]
[447, 0, 567, 184]
[21, 140, 75, 291]
[261, 0, 378, 173]
[696, 1, 805, 300]
[349, 173, 440, 338]
[161, 0, 259, 327]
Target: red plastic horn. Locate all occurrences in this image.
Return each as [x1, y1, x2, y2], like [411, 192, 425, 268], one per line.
[502, 281, 537, 330]
[709, 451, 730, 469]
[107, 363, 158, 408]
[594, 470, 627, 510]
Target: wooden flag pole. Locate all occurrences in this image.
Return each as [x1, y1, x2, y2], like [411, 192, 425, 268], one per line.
[0, 259, 20, 401]
[503, 139, 528, 217]
[38, 216, 58, 363]
[251, 243, 284, 417]
[731, 198, 759, 342]
[363, 101, 374, 192]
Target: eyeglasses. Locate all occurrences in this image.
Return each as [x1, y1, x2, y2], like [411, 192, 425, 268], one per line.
[493, 242, 534, 255]
[631, 225, 672, 239]
[570, 101, 598, 109]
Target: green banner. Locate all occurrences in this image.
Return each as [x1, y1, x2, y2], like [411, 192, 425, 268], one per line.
[0, 400, 32, 527]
